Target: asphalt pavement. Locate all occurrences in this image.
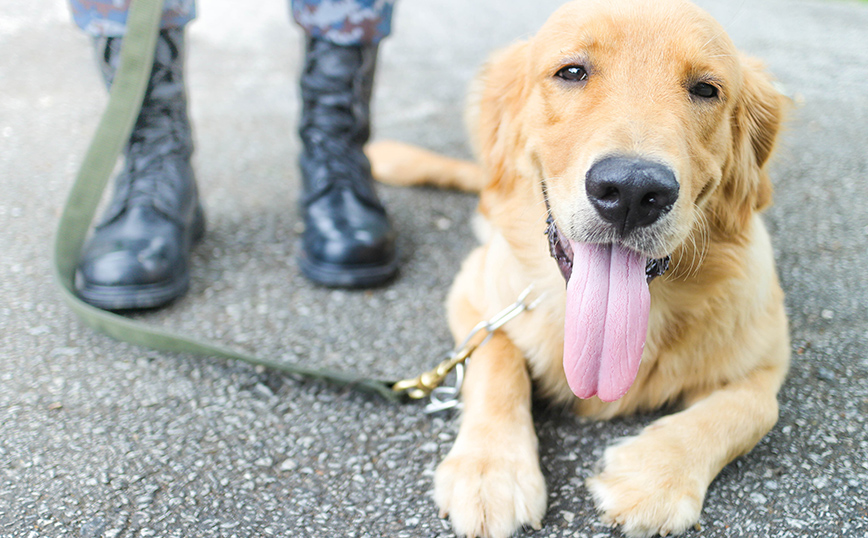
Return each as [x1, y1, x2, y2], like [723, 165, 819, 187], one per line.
[1, 0, 866, 536]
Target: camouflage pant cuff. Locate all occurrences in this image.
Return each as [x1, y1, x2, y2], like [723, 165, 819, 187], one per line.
[291, 0, 396, 45]
[69, 0, 195, 37]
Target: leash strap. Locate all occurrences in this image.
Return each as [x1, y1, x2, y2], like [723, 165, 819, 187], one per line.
[52, 0, 402, 402]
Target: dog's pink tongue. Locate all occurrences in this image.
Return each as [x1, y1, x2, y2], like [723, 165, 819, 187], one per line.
[563, 242, 650, 402]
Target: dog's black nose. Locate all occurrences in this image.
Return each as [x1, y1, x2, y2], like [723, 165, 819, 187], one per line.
[586, 156, 679, 236]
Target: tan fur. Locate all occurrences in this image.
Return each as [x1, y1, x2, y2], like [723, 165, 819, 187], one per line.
[366, 140, 484, 192]
[370, 1, 790, 536]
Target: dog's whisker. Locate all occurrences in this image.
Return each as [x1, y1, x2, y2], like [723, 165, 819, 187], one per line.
[718, 0, 750, 35]
[682, 211, 710, 280]
[695, 212, 710, 278]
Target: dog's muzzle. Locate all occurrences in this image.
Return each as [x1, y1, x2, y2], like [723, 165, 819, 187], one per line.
[545, 214, 670, 284]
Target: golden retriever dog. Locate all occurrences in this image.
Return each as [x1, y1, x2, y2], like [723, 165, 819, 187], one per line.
[368, 0, 790, 536]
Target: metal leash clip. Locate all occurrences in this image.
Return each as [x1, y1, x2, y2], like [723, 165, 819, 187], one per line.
[392, 285, 545, 413]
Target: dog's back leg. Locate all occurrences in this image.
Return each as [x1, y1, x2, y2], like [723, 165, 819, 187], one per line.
[366, 140, 484, 192]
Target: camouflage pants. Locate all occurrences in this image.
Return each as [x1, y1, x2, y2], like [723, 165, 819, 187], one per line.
[69, 0, 396, 44]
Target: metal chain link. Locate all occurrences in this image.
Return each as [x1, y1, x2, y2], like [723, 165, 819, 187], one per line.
[392, 285, 546, 413]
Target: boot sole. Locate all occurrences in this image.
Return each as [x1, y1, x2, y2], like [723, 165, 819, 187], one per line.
[75, 205, 206, 311]
[299, 253, 398, 289]
[76, 277, 192, 311]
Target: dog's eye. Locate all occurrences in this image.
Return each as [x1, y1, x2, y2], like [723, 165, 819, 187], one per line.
[690, 81, 719, 99]
[555, 65, 588, 83]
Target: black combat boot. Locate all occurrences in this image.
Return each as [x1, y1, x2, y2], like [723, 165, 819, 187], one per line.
[298, 37, 397, 288]
[75, 28, 205, 310]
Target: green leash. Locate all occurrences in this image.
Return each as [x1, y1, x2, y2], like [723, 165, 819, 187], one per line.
[52, 0, 402, 402]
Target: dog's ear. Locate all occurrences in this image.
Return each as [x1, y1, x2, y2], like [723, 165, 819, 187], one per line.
[711, 57, 786, 236]
[466, 41, 531, 194]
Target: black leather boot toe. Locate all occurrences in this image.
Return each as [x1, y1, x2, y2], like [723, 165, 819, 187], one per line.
[76, 204, 205, 310]
[300, 180, 396, 287]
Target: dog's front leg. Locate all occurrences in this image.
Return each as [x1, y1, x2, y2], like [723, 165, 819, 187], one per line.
[587, 365, 787, 538]
[435, 297, 546, 538]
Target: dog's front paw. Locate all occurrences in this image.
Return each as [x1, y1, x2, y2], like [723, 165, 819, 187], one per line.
[587, 435, 705, 538]
[435, 447, 546, 538]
